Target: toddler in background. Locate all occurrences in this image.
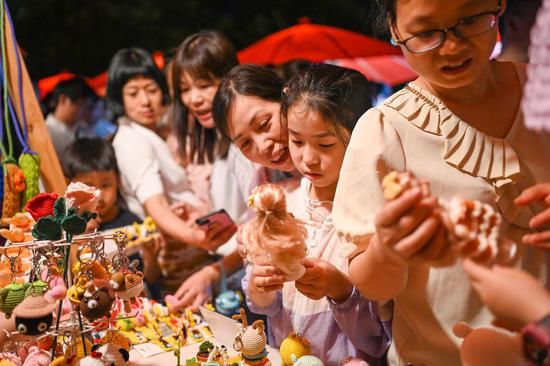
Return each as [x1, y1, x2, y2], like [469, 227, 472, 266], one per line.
[62, 137, 161, 299]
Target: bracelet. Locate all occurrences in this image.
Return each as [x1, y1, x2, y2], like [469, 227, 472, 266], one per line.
[521, 313, 550, 366]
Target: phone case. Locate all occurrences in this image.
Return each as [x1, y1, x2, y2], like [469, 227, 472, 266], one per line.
[195, 209, 234, 230]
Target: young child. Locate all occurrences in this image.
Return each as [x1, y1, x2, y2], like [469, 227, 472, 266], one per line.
[333, 0, 550, 365]
[62, 137, 161, 297]
[243, 64, 391, 365]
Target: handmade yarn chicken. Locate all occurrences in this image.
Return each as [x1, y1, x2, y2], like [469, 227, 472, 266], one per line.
[381, 171, 516, 265]
[242, 184, 307, 281]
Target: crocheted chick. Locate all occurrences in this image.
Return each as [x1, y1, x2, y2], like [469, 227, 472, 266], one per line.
[280, 332, 311, 366]
[13, 295, 56, 335]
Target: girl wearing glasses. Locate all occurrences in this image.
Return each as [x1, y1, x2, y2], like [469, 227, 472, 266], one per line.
[333, 0, 550, 364]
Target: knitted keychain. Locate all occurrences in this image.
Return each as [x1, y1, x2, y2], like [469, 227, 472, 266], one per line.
[0, 0, 24, 221]
[110, 232, 144, 313]
[4, 5, 40, 207]
[0, 248, 30, 318]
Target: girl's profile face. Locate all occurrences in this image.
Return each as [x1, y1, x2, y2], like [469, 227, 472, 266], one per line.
[228, 93, 295, 172]
[179, 71, 221, 129]
[392, 0, 503, 90]
[122, 76, 164, 129]
[287, 102, 347, 195]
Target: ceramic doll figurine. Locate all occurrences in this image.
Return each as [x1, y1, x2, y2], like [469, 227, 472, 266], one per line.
[241, 184, 307, 281]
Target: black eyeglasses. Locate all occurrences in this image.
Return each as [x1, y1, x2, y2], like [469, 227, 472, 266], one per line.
[392, 8, 501, 54]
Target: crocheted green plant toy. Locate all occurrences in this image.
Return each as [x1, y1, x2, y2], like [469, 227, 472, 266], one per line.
[31, 197, 97, 241]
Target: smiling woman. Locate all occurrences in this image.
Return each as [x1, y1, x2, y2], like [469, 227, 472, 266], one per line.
[214, 64, 295, 172]
[106, 47, 237, 296]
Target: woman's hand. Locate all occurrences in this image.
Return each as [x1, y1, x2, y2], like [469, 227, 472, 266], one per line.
[250, 261, 285, 293]
[187, 223, 237, 252]
[515, 183, 550, 249]
[166, 265, 219, 312]
[463, 258, 550, 330]
[374, 187, 447, 263]
[295, 258, 352, 303]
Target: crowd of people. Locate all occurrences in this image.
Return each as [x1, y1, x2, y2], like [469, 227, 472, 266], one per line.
[16, 0, 550, 364]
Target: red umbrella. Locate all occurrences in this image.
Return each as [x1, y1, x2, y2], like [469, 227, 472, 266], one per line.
[238, 19, 401, 65]
[328, 55, 417, 86]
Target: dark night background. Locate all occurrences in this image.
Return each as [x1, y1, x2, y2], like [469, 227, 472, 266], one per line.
[6, 0, 381, 81]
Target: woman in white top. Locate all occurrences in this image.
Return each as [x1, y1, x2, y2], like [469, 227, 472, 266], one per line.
[106, 48, 236, 294]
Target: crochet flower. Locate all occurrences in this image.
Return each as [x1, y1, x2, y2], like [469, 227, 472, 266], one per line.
[24, 193, 59, 221]
[64, 182, 101, 215]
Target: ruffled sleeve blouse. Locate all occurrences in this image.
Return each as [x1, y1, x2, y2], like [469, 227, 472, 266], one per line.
[333, 65, 550, 366]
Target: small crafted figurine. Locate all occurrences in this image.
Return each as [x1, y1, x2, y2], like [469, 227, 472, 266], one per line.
[79, 285, 116, 322]
[453, 322, 524, 366]
[280, 333, 311, 366]
[381, 171, 516, 266]
[110, 271, 144, 313]
[242, 184, 307, 281]
[13, 295, 56, 335]
[233, 309, 271, 366]
[291, 355, 324, 366]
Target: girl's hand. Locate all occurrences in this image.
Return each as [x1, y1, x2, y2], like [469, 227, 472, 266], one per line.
[187, 223, 237, 252]
[515, 183, 550, 249]
[167, 265, 219, 312]
[463, 258, 550, 330]
[374, 187, 446, 263]
[295, 258, 352, 303]
[250, 261, 285, 293]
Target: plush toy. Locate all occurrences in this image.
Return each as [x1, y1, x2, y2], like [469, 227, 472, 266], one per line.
[453, 322, 524, 366]
[13, 295, 56, 335]
[110, 271, 144, 313]
[0, 213, 35, 243]
[280, 333, 311, 366]
[76, 352, 104, 366]
[291, 355, 324, 366]
[338, 358, 368, 366]
[0, 352, 21, 366]
[43, 274, 67, 303]
[233, 309, 270, 366]
[98, 330, 132, 351]
[21, 346, 51, 366]
[79, 286, 116, 322]
[91, 343, 129, 365]
[0, 282, 31, 318]
[24, 280, 48, 297]
[2, 164, 25, 220]
[49, 355, 78, 366]
[242, 184, 307, 281]
[381, 171, 517, 266]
